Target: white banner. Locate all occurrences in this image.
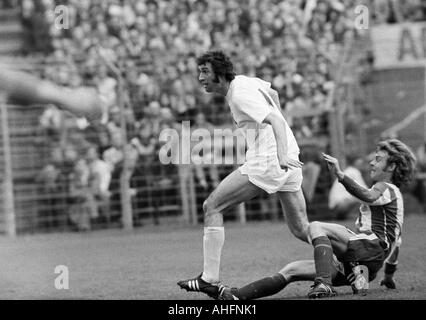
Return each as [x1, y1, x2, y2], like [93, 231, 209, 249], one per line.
[371, 22, 426, 69]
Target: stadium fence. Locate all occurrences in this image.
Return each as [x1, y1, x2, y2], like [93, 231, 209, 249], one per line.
[0, 39, 366, 236]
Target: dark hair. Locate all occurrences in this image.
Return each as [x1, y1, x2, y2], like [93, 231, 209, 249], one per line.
[196, 51, 236, 81]
[376, 139, 417, 187]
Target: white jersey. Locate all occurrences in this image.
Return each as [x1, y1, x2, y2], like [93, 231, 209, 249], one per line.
[225, 75, 300, 164]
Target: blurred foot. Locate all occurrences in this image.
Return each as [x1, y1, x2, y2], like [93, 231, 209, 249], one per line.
[60, 87, 103, 121]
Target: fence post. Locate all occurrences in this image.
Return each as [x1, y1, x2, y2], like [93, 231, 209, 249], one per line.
[178, 165, 191, 224]
[424, 65, 426, 143]
[237, 203, 246, 225]
[234, 166, 247, 224]
[0, 93, 16, 237]
[188, 166, 198, 225]
[327, 36, 354, 168]
[328, 105, 346, 167]
[98, 50, 133, 230]
[178, 165, 198, 225]
[117, 76, 133, 231]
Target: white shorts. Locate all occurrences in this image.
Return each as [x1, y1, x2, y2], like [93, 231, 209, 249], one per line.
[239, 154, 302, 194]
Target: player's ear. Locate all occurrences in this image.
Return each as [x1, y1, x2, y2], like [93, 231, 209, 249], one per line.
[386, 162, 396, 173]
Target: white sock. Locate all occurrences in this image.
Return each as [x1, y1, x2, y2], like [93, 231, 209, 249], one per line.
[201, 227, 225, 284]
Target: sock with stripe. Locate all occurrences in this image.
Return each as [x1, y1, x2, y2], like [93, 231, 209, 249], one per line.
[384, 262, 397, 276]
[312, 236, 334, 285]
[201, 227, 225, 284]
[234, 273, 288, 300]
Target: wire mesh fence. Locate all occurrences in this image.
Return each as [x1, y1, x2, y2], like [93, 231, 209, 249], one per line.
[0, 98, 340, 235]
[0, 2, 365, 235]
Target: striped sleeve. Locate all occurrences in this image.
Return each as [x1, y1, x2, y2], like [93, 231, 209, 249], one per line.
[369, 182, 395, 206]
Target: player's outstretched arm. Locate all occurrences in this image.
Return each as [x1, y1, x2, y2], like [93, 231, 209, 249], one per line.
[323, 153, 383, 203]
[0, 68, 102, 120]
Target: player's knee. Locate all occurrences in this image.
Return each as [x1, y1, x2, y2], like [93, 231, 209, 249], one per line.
[292, 228, 308, 242]
[308, 221, 323, 230]
[203, 198, 217, 216]
[308, 221, 324, 238]
[287, 221, 309, 242]
[279, 265, 295, 282]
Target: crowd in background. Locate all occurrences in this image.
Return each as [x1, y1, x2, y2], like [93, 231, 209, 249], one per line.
[10, 0, 426, 229]
[0, 0, 18, 8]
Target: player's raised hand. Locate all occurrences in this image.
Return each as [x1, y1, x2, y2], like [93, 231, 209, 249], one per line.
[322, 153, 343, 179]
[279, 155, 304, 171]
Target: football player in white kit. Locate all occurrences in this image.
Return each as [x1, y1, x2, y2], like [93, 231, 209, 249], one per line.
[178, 51, 310, 298]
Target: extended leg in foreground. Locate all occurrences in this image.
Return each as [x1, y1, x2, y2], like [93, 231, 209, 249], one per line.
[219, 260, 317, 300]
[177, 169, 262, 299]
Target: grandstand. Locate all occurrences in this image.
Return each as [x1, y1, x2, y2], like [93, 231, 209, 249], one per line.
[0, 0, 425, 237]
[0, 2, 23, 55]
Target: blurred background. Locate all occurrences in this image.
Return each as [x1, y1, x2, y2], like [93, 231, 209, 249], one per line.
[1, 0, 425, 236]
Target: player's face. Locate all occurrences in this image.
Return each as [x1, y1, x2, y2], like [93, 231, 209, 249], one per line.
[369, 150, 392, 182]
[198, 63, 219, 93]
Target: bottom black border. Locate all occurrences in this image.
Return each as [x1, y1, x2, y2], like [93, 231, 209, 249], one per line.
[1, 300, 424, 319]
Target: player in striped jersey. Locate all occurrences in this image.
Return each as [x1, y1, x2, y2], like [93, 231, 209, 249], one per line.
[219, 139, 416, 300]
[309, 139, 416, 297]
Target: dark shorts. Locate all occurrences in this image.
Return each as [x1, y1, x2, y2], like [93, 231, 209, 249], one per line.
[331, 231, 388, 286]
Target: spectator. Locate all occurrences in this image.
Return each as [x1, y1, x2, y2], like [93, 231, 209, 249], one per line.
[26, 0, 359, 137]
[129, 121, 157, 224]
[39, 104, 63, 141]
[87, 145, 112, 223]
[301, 147, 323, 204]
[68, 158, 94, 231]
[25, 0, 422, 229]
[35, 162, 65, 230]
[103, 130, 124, 172]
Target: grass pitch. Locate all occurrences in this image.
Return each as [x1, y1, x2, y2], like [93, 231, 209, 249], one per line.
[1, 214, 426, 300]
